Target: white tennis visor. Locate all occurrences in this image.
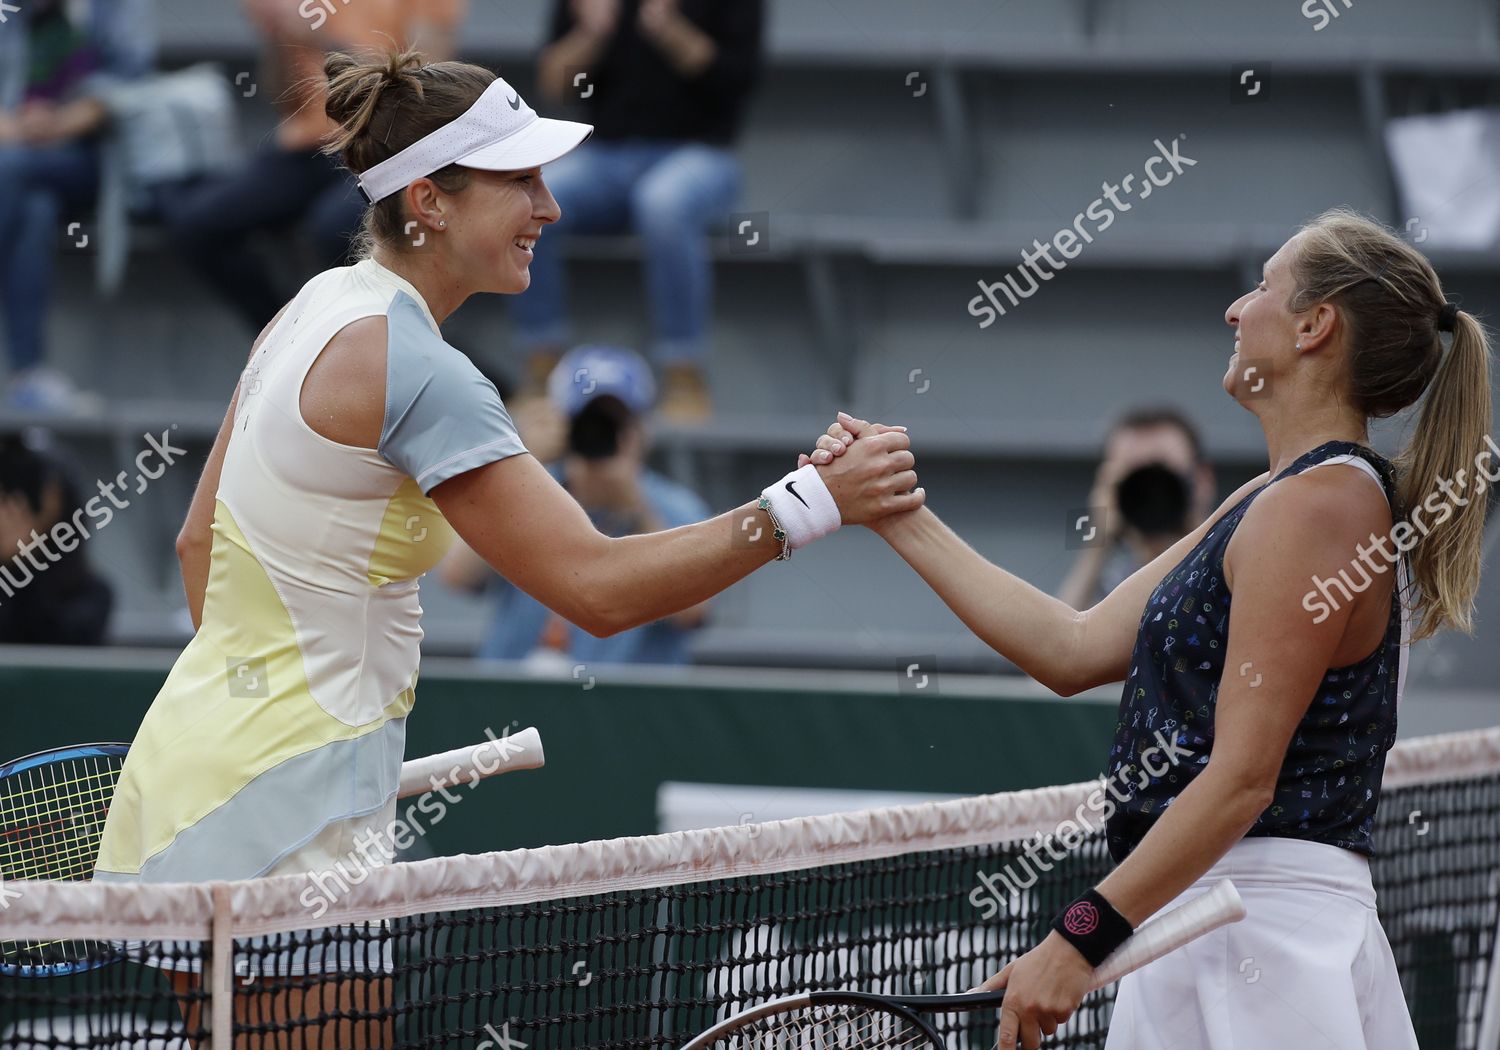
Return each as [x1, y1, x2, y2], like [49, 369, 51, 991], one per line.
[355, 77, 594, 205]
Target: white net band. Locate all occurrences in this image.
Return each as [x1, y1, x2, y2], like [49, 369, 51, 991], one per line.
[2, 725, 1495, 940]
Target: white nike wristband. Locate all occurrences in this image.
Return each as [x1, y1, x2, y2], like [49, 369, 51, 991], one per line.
[761, 464, 841, 549]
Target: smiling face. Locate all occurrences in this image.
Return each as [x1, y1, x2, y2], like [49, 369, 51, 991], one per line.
[1223, 234, 1312, 405]
[440, 165, 560, 295]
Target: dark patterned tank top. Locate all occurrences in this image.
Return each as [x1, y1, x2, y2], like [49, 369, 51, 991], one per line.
[1105, 441, 1406, 863]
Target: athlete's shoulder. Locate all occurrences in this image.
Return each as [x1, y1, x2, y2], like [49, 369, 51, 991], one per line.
[1238, 455, 1389, 561]
[301, 315, 389, 449]
[379, 305, 528, 494]
[1202, 471, 1270, 529]
[381, 294, 502, 413]
[288, 262, 362, 318]
[383, 290, 473, 369]
[1261, 453, 1389, 525]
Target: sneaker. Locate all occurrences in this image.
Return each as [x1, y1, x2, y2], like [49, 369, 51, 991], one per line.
[4, 368, 104, 417]
[657, 363, 712, 423]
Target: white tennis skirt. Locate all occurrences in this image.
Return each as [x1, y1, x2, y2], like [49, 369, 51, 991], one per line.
[1104, 836, 1418, 1050]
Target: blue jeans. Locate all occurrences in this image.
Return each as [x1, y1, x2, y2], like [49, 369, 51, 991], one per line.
[0, 141, 101, 373]
[511, 140, 741, 366]
[161, 143, 365, 334]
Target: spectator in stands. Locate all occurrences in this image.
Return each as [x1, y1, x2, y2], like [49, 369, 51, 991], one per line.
[514, 0, 765, 421]
[0, 431, 113, 645]
[0, 0, 154, 414]
[1056, 407, 1215, 609]
[442, 345, 712, 664]
[163, 0, 465, 334]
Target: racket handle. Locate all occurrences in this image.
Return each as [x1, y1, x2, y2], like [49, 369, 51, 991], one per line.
[397, 727, 545, 799]
[1089, 879, 1246, 989]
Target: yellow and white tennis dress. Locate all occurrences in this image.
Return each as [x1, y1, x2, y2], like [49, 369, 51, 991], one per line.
[95, 257, 526, 888]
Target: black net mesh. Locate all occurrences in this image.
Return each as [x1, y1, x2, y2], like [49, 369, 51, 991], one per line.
[1, 773, 1496, 1049]
[0, 939, 211, 1048]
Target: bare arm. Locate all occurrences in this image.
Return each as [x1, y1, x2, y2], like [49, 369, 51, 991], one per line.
[637, 0, 717, 77]
[409, 0, 467, 60]
[18, 98, 109, 144]
[537, 0, 617, 102]
[538, 30, 612, 101]
[877, 488, 1268, 695]
[1053, 542, 1111, 613]
[176, 305, 290, 628]
[438, 479, 711, 629]
[627, 500, 711, 629]
[431, 432, 919, 636]
[240, 0, 321, 45]
[813, 414, 1265, 694]
[432, 457, 770, 636]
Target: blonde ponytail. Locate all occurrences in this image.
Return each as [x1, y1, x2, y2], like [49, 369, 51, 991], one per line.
[1290, 208, 1494, 639]
[1394, 308, 1493, 639]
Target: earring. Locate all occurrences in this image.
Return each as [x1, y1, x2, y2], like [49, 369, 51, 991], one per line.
[438, 220, 447, 228]
[1295, 342, 1302, 350]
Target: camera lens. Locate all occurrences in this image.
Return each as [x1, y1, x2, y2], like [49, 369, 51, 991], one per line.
[1116, 464, 1190, 537]
[568, 396, 632, 460]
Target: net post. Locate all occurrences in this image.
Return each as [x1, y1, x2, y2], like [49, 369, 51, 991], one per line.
[209, 882, 234, 1050]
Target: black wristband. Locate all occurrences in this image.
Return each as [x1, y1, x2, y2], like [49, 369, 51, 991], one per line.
[1049, 888, 1133, 968]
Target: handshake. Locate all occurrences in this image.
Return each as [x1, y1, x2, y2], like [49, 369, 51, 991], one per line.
[789, 410, 924, 531]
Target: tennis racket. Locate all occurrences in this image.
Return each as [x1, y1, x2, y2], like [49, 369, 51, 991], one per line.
[0, 727, 545, 977]
[679, 878, 1246, 1049]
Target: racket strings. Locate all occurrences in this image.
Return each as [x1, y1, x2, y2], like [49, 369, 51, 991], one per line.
[0, 764, 118, 815]
[0, 756, 119, 877]
[0, 753, 126, 969]
[717, 1002, 935, 1050]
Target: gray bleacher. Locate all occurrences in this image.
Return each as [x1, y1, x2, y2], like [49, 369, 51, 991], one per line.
[22, 0, 1500, 681]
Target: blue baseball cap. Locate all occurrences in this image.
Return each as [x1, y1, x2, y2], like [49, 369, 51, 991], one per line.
[547, 345, 657, 418]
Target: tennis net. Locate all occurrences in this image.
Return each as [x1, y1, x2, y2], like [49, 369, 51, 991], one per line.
[1, 725, 1496, 1049]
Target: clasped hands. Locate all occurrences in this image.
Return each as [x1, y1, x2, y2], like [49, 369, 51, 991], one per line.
[795, 411, 925, 529]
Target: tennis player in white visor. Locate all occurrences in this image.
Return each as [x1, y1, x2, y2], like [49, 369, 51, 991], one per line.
[94, 48, 924, 1048]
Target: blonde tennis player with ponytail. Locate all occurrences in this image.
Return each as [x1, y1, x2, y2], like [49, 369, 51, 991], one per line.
[810, 209, 1492, 1049]
[93, 49, 922, 1046]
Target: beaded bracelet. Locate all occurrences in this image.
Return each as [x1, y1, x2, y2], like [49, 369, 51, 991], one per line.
[756, 496, 791, 561]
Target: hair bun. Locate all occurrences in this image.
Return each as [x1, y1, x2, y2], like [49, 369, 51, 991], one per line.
[323, 49, 427, 145]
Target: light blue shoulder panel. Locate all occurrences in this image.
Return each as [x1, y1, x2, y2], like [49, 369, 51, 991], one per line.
[377, 292, 528, 494]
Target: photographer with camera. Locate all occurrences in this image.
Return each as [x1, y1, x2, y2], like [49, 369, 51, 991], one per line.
[442, 344, 712, 666]
[1056, 408, 1216, 610]
[0, 430, 113, 645]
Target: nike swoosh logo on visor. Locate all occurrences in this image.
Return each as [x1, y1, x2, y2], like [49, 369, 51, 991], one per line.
[785, 481, 809, 508]
[508, 94, 521, 110]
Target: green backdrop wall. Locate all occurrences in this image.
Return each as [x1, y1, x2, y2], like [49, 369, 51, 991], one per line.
[0, 652, 1119, 858]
